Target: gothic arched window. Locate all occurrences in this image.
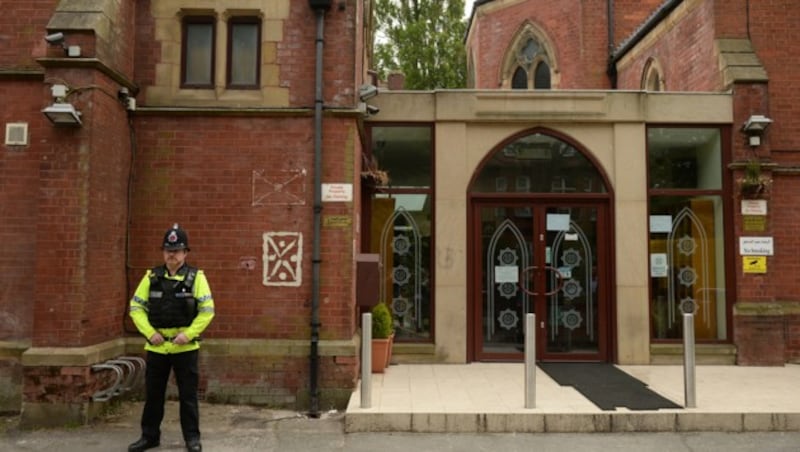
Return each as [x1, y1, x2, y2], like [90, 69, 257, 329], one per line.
[534, 61, 551, 89]
[501, 26, 556, 90]
[512, 67, 528, 89]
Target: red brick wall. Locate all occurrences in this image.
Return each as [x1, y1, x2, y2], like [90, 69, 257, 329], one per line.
[127, 115, 357, 343]
[788, 314, 800, 363]
[732, 83, 771, 305]
[0, 80, 45, 341]
[0, 0, 58, 69]
[724, 1, 800, 364]
[615, 0, 720, 91]
[0, 0, 138, 348]
[23, 366, 111, 403]
[0, 1, 65, 344]
[31, 68, 131, 347]
[468, 0, 611, 89]
[200, 353, 357, 407]
[279, 1, 358, 107]
[613, 0, 667, 45]
[745, 0, 800, 151]
[5, 0, 362, 410]
[733, 314, 785, 365]
[613, 0, 800, 364]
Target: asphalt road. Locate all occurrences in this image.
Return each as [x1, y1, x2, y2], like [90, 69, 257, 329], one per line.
[1, 402, 799, 452]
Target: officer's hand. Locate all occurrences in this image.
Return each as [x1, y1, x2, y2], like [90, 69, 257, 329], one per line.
[173, 332, 190, 345]
[149, 332, 165, 345]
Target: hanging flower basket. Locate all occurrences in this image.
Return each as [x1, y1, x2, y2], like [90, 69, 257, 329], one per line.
[361, 154, 389, 187]
[361, 169, 389, 187]
[737, 159, 772, 198]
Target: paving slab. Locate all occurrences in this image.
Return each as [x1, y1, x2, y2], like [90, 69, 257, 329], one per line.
[345, 363, 800, 433]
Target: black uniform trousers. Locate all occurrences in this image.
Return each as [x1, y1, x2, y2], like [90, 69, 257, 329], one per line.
[141, 349, 200, 443]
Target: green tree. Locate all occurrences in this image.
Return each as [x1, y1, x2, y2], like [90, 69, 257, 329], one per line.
[374, 0, 467, 90]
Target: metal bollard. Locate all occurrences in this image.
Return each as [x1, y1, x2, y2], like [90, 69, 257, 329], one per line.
[361, 313, 372, 408]
[683, 312, 696, 408]
[525, 313, 536, 408]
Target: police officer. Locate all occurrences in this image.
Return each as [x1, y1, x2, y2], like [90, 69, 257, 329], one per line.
[128, 224, 215, 452]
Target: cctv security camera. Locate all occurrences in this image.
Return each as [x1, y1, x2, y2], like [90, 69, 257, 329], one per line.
[359, 84, 378, 102]
[44, 32, 65, 45]
[366, 105, 380, 116]
[742, 114, 773, 133]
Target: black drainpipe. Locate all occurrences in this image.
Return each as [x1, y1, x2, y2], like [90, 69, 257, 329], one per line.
[606, 0, 616, 88]
[308, 0, 331, 419]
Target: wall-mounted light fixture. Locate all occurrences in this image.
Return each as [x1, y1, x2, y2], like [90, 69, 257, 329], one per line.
[42, 103, 82, 126]
[742, 114, 772, 147]
[42, 84, 82, 126]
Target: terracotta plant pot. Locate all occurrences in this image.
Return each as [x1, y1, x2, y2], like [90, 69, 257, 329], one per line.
[386, 333, 394, 368]
[371, 337, 391, 373]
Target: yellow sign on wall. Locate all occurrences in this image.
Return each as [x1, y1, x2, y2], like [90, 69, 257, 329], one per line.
[742, 256, 767, 273]
[743, 215, 766, 232]
[323, 215, 352, 228]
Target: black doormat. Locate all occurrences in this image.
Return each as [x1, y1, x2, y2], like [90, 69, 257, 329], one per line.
[538, 363, 681, 411]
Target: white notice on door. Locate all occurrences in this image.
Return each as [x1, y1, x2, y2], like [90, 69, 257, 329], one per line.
[546, 214, 570, 231]
[494, 266, 519, 283]
[649, 215, 672, 233]
[650, 253, 668, 277]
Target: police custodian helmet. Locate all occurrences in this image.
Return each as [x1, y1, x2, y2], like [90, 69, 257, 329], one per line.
[162, 223, 190, 251]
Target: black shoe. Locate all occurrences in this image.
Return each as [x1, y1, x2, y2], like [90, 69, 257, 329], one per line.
[128, 437, 159, 452]
[186, 439, 202, 452]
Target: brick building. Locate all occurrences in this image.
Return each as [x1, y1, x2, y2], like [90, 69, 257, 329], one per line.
[1, 0, 369, 426]
[1, 0, 798, 428]
[453, 0, 798, 366]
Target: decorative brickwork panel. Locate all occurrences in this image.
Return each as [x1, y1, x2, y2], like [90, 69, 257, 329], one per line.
[263, 232, 303, 287]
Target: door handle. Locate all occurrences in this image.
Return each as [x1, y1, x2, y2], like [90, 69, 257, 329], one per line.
[542, 265, 565, 296]
[519, 265, 565, 296]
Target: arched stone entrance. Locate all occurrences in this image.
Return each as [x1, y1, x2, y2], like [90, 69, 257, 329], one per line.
[467, 129, 614, 362]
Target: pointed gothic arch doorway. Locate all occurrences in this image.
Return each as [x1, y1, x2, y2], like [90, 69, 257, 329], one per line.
[467, 129, 614, 362]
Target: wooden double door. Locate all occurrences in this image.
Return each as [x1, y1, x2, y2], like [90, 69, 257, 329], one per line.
[471, 199, 611, 362]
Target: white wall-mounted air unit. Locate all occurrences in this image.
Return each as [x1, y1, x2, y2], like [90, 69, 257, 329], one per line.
[5, 122, 29, 145]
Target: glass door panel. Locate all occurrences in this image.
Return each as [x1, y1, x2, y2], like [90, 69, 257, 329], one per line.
[476, 201, 606, 361]
[479, 206, 534, 356]
[542, 206, 600, 357]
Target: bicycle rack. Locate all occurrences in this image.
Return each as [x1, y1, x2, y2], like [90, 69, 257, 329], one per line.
[119, 356, 147, 391]
[90, 363, 124, 402]
[90, 356, 147, 401]
[106, 359, 136, 394]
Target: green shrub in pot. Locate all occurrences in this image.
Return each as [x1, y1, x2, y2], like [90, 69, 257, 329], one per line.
[371, 302, 393, 339]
